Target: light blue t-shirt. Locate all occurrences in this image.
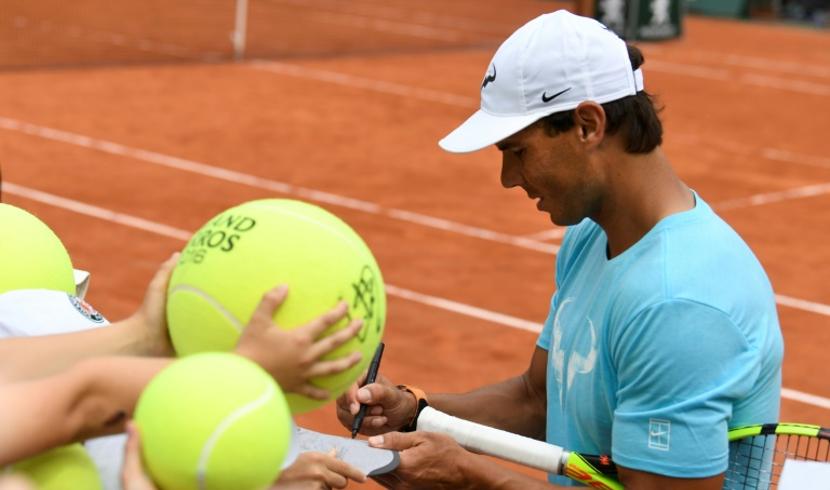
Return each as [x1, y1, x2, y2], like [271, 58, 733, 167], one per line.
[537, 195, 783, 484]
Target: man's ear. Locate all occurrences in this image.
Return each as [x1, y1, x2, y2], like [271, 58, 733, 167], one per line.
[573, 102, 606, 147]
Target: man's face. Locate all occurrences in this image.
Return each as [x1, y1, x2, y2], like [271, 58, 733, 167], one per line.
[496, 122, 600, 226]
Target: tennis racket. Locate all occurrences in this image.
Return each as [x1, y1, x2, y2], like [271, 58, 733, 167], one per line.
[725, 423, 830, 489]
[416, 407, 830, 489]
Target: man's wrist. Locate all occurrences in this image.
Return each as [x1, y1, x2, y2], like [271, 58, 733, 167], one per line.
[457, 451, 499, 489]
[397, 384, 429, 432]
[458, 452, 543, 490]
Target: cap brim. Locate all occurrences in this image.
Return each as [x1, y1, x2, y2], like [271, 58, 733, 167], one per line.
[0, 289, 108, 335]
[438, 109, 544, 154]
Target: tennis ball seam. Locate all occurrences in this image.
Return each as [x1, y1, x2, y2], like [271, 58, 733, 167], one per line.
[245, 203, 367, 257]
[169, 284, 244, 333]
[196, 381, 277, 490]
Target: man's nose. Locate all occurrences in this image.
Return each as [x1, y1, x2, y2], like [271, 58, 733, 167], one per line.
[500, 153, 523, 189]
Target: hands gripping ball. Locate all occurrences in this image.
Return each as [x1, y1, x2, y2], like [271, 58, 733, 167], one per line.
[0, 204, 75, 294]
[166, 199, 386, 413]
[134, 353, 292, 490]
[9, 444, 102, 490]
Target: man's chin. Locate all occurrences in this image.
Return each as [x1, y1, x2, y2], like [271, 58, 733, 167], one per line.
[548, 212, 581, 228]
[548, 216, 569, 228]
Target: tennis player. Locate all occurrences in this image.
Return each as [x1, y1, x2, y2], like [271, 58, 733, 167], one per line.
[337, 10, 783, 489]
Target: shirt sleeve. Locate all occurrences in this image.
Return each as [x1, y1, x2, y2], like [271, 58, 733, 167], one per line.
[610, 299, 762, 478]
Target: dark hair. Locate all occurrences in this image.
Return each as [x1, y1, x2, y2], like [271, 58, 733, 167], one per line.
[540, 44, 663, 153]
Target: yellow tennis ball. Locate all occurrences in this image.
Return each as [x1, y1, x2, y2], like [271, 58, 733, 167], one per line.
[9, 444, 103, 490]
[0, 204, 74, 295]
[166, 199, 386, 413]
[135, 353, 292, 490]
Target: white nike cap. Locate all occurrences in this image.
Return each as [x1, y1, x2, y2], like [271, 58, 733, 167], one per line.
[439, 10, 644, 153]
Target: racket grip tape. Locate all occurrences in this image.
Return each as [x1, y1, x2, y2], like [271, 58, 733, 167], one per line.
[416, 406, 565, 474]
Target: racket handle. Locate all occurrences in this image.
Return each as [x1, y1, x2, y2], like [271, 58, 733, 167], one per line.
[416, 406, 565, 474]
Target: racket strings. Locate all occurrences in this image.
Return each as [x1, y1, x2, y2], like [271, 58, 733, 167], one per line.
[724, 434, 830, 489]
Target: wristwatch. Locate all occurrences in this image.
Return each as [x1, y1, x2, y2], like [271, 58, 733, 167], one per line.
[397, 384, 429, 432]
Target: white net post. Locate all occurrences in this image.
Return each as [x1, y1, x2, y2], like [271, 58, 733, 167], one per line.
[232, 0, 249, 60]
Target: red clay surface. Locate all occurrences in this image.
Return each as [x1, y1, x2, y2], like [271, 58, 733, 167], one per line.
[1, 2, 829, 486]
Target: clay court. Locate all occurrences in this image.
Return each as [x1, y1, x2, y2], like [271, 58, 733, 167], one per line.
[1, 0, 829, 485]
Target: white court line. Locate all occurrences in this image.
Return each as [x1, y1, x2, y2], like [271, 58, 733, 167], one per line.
[264, 0, 510, 35]
[247, 60, 830, 176]
[2, 112, 829, 254]
[525, 178, 830, 241]
[246, 61, 830, 213]
[5, 181, 828, 411]
[763, 148, 830, 171]
[3, 181, 543, 333]
[10, 15, 220, 62]
[646, 60, 830, 97]
[522, 227, 567, 241]
[248, 61, 477, 107]
[776, 295, 830, 318]
[273, 0, 830, 83]
[715, 182, 830, 211]
[310, 12, 463, 42]
[645, 60, 731, 81]
[638, 46, 830, 80]
[5, 112, 830, 254]
[3, 183, 192, 241]
[385, 285, 542, 333]
[781, 388, 830, 410]
[13, 6, 830, 88]
[0, 116, 557, 255]
[741, 73, 830, 97]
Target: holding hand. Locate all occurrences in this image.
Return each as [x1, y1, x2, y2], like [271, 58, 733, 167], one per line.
[123, 422, 365, 490]
[0, 476, 34, 490]
[368, 432, 471, 490]
[274, 449, 365, 489]
[235, 286, 364, 400]
[122, 253, 179, 358]
[335, 374, 416, 436]
[121, 422, 158, 490]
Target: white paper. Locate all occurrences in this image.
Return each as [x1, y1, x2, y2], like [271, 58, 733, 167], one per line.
[779, 459, 830, 489]
[282, 426, 399, 476]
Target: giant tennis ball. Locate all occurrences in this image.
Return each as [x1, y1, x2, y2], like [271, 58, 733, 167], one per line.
[135, 353, 292, 490]
[166, 199, 386, 413]
[0, 204, 74, 294]
[9, 444, 103, 490]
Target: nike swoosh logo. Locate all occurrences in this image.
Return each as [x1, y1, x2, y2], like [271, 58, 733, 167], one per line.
[481, 65, 497, 89]
[541, 87, 572, 103]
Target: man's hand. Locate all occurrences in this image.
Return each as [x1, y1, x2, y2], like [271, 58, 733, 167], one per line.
[368, 432, 473, 490]
[335, 374, 416, 436]
[274, 449, 366, 489]
[235, 286, 364, 399]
